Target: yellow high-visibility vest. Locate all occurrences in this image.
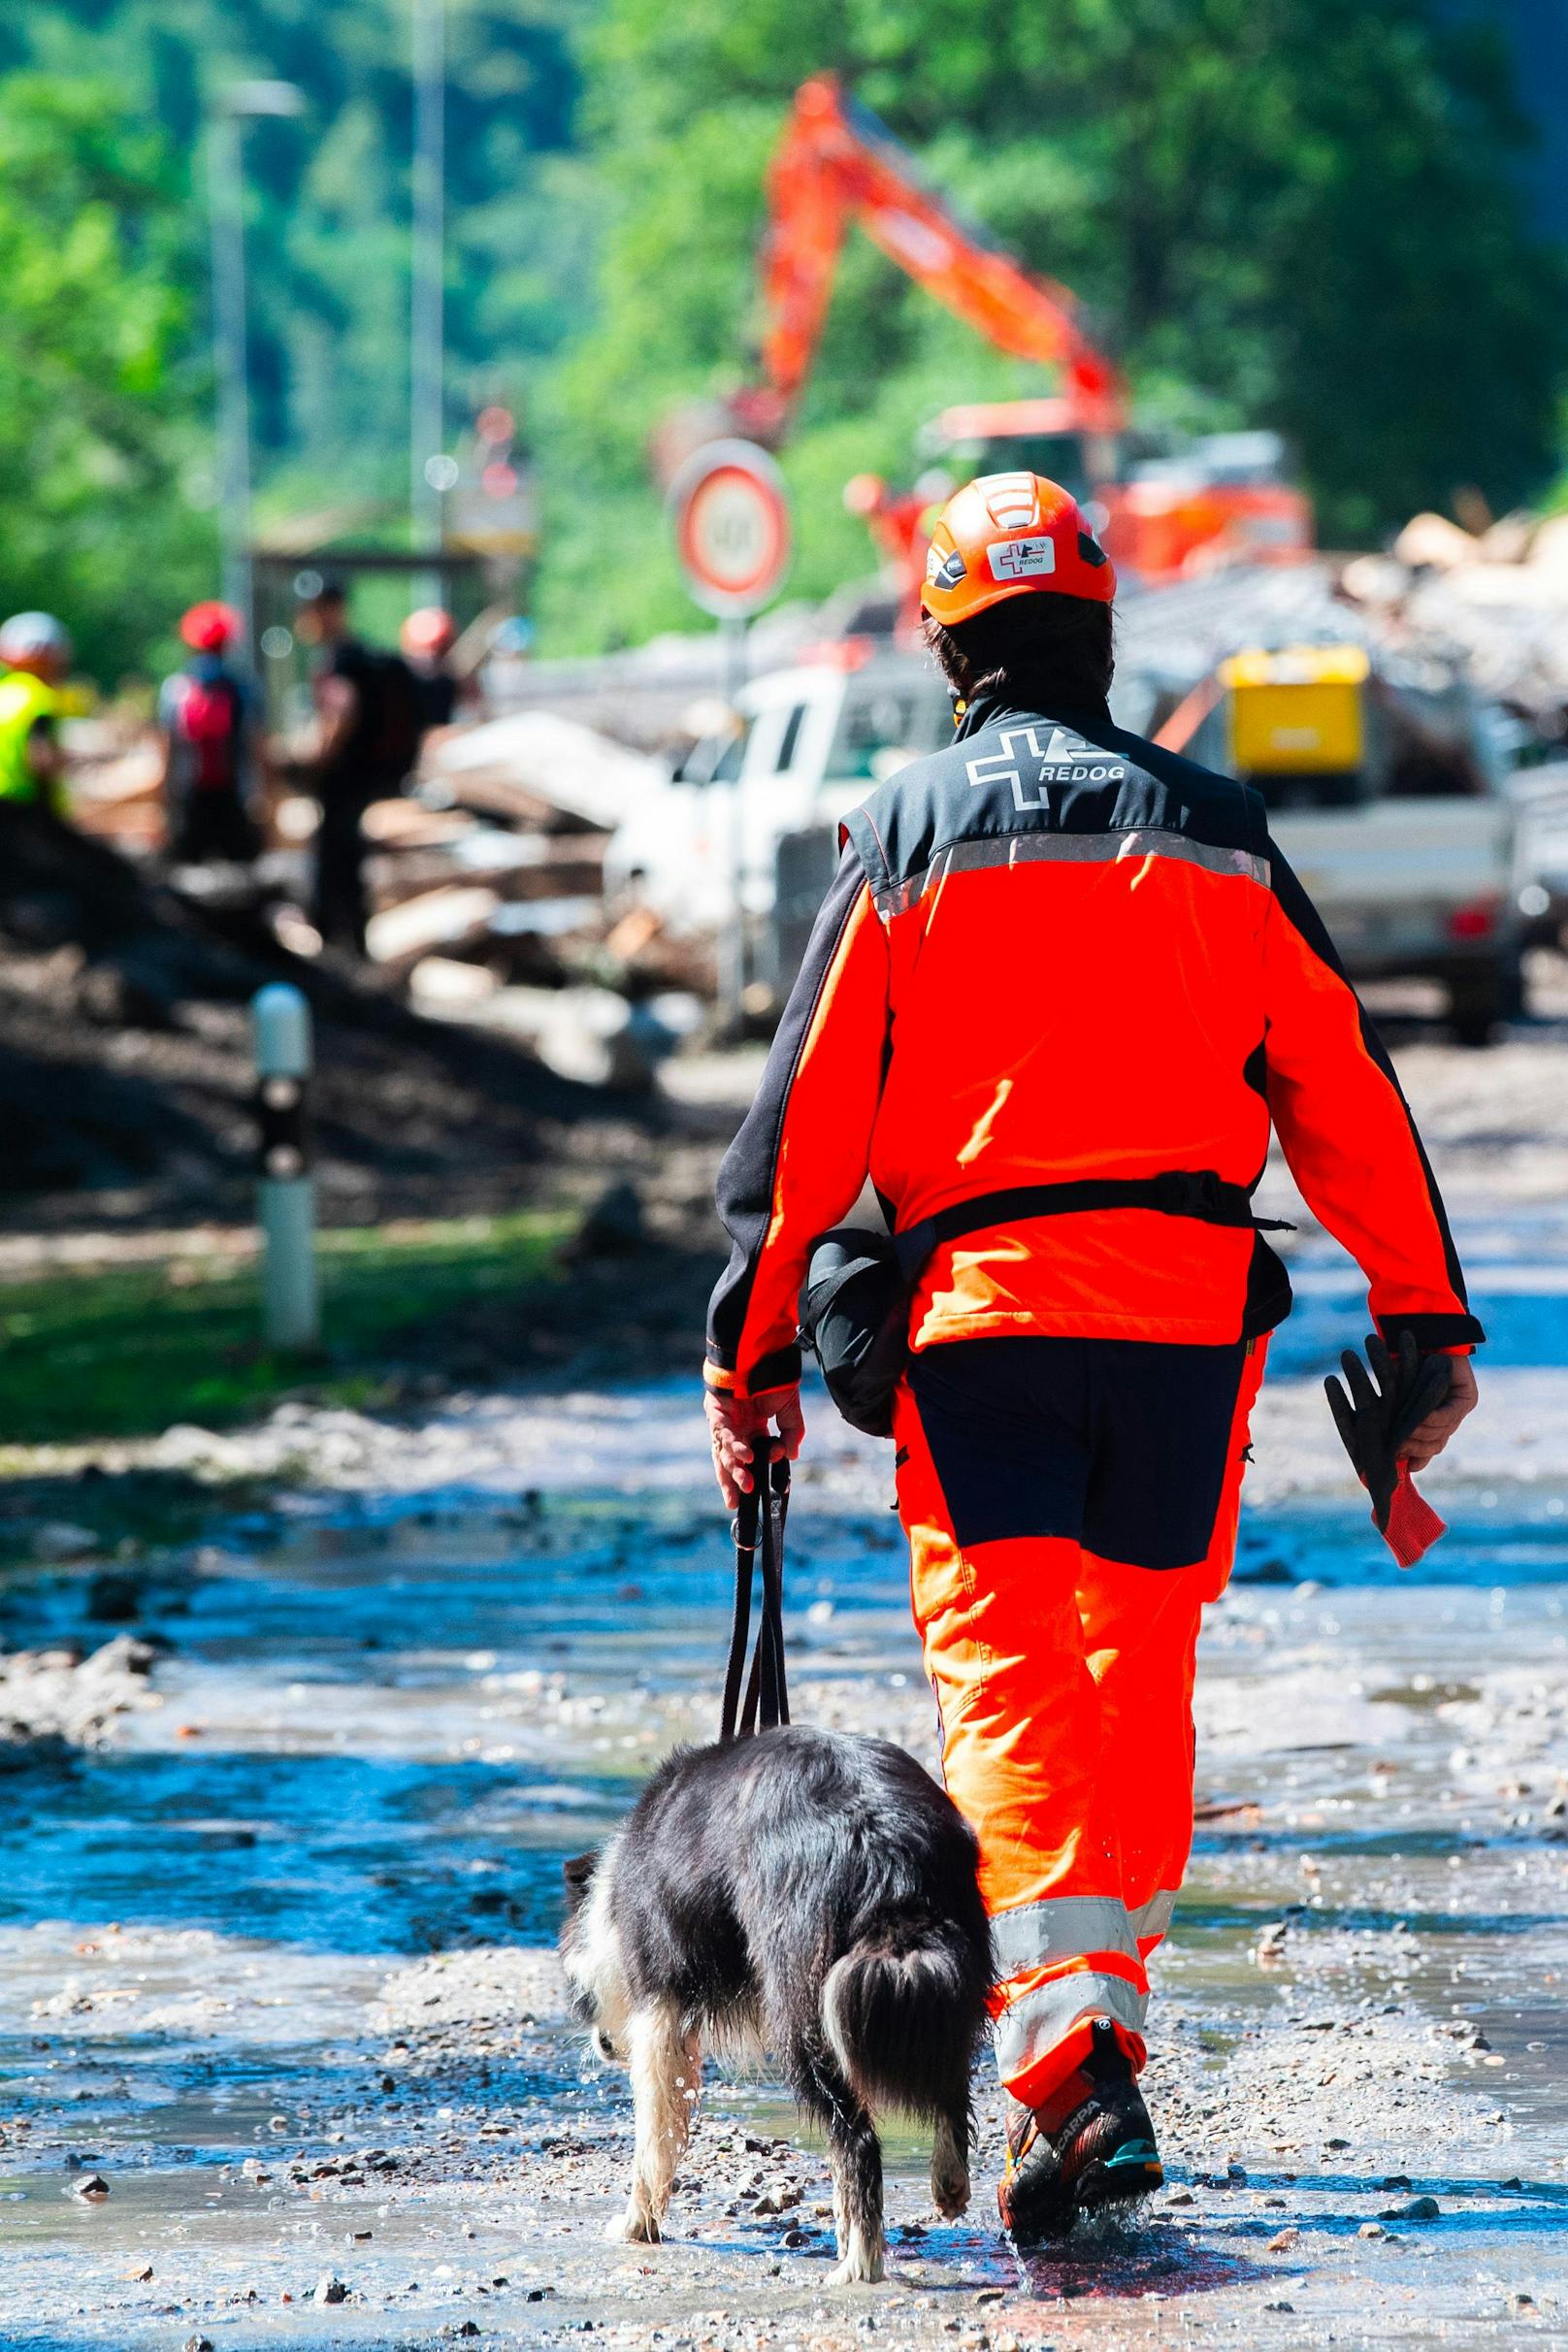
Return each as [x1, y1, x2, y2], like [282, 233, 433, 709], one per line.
[0, 669, 62, 810]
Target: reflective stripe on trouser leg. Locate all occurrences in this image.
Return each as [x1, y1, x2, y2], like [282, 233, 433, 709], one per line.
[994, 1971, 1150, 2088]
[1131, 1887, 1178, 1955]
[989, 1895, 1149, 2101]
[991, 1894, 1140, 1976]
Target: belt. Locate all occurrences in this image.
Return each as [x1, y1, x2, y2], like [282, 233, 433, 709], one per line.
[893, 1171, 1291, 1282]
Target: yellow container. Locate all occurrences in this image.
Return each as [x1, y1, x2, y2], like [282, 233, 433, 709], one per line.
[1221, 643, 1369, 774]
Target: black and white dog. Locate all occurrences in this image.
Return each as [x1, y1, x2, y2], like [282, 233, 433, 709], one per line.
[561, 1724, 993, 2282]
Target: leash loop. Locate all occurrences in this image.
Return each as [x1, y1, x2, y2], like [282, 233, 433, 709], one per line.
[721, 1452, 791, 1743]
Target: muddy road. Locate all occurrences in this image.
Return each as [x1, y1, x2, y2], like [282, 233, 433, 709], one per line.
[1, 1002, 1567, 2350]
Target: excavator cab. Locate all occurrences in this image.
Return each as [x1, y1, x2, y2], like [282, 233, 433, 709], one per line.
[919, 401, 1115, 510]
[849, 406, 1309, 628]
[924, 411, 1309, 589]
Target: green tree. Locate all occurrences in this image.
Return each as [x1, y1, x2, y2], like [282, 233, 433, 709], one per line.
[16, 0, 593, 494]
[538, 0, 1565, 645]
[0, 74, 212, 683]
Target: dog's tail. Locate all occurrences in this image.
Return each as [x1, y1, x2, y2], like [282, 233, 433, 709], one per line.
[822, 1923, 988, 2118]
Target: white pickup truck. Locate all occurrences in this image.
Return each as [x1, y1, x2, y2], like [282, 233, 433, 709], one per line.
[1266, 797, 1519, 1041]
[1170, 647, 1522, 1043]
[604, 650, 950, 992]
[607, 639, 1521, 1039]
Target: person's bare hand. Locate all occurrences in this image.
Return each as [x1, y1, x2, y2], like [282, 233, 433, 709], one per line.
[1401, 1354, 1478, 1472]
[703, 1385, 805, 1509]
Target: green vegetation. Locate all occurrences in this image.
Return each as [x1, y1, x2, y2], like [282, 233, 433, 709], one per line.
[14, 0, 590, 503]
[1, 1, 1565, 668]
[0, 1212, 568, 1447]
[0, 75, 215, 683]
[543, 0, 1568, 646]
[6, 1, 590, 678]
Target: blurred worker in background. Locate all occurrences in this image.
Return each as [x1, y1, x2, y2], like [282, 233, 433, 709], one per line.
[703, 473, 1482, 2248]
[0, 611, 73, 818]
[156, 603, 262, 865]
[399, 606, 470, 744]
[296, 577, 424, 955]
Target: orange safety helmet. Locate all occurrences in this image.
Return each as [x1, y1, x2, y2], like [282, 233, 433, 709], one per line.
[180, 601, 241, 652]
[921, 472, 1115, 626]
[401, 605, 457, 659]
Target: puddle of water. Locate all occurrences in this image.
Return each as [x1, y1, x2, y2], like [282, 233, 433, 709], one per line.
[0, 1421, 1565, 2340]
[1273, 1264, 1568, 1372]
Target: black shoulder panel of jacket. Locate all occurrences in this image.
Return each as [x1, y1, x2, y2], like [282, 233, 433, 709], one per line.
[839, 696, 1269, 898]
[705, 843, 867, 1388]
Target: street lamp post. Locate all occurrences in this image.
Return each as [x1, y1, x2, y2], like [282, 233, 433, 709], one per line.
[207, 80, 304, 654]
[410, 0, 447, 589]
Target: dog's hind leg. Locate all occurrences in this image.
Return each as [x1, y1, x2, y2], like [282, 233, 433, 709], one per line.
[824, 2095, 886, 2285]
[931, 2100, 972, 2220]
[610, 1998, 698, 2245]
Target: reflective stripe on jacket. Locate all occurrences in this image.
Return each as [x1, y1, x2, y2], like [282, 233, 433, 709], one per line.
[704, 693, 1482, 1398]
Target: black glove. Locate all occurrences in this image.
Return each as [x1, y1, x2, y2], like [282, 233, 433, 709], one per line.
[1325, 1331, 1451, 1533]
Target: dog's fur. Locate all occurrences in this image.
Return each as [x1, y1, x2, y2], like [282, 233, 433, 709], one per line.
[560, 1724, 992, 2284]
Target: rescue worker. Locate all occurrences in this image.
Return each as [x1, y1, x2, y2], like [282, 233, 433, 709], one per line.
[297, 578, 424, 954]
[156, 602, 262, 864]
[0, 611, 73, 817]
[398, 605, 467, 739]
[702, 474, 1482, 2247]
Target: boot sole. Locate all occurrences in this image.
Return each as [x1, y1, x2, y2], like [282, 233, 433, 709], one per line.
[1077, 2146, 1164, 2218]
[999, 2148, 1163, 2247]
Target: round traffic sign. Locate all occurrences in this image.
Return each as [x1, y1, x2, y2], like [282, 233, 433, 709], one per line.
[670, 440, 792, 619]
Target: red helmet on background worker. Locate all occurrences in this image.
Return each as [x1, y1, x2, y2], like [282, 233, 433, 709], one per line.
[921, 472, 1116, 626]
[400, 606, 457, 660]
[180, 601, 242, 653]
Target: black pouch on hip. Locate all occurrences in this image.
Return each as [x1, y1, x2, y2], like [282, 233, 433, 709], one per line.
[799, 1227, 911, 1439]
[800, 1170, 1288, 1441]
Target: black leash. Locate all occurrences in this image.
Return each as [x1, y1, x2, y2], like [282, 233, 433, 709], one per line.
[743, 1453, 790, 1736]
[721, 1452, 791, 1743]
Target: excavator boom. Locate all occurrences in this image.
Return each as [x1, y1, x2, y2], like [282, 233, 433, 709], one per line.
[756, 77, 1124, 435]
[723, 74, 1311, 604]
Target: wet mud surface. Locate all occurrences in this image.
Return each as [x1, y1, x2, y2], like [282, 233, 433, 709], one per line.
[3, 1437, 1568, 2348]
[2, 1020, 1567, 2348]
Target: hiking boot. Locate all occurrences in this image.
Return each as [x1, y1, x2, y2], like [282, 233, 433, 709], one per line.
[997, 2016, 1162, 2245]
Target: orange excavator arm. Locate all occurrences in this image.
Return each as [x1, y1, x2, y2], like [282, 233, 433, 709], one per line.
[744, 76, 1125, 441]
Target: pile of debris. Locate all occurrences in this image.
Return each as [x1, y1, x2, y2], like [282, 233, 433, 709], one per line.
[60, 696, 720, 1091]
[1340, 509, 1568, 738]
[358, 708, 713, 1077]
[477, 598, 835, 751]
[0, 800, 631, 1226]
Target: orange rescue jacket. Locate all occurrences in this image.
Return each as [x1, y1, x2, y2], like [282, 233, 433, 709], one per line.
[704, 696, 1481, 1399]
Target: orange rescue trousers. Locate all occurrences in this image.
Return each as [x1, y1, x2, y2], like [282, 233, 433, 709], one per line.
[892, 1333, 1268, 2109]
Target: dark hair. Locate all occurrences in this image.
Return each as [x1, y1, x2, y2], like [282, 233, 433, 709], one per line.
[924, 591, 1114, 710]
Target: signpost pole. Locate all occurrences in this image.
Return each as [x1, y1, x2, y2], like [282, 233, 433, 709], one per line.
[666, 438, 793, 1041]
[720, 614, 750, 1031]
